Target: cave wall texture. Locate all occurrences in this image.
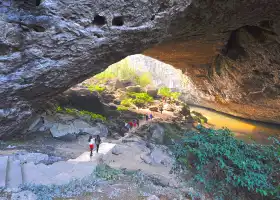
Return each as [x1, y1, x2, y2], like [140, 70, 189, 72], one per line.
[1, 0, 280, 137]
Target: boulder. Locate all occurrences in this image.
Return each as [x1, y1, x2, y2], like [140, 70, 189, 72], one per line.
[140, 153, 152, 164]
[149, 106, 158, 112]
[146, 88, 158, 97]
[13, 153, 49, 164]
[113, 100, 121, 105]
[108, 103, 118, 110]
[112, 145, 123, 155]
[114, 79, 125, 89]
[163, 104, 175, 112]
[150, 148, 173, 166]
[11, 191, 37, 200]
[150, 124, 165, 144]
[126, 85, 142, 93]
[49, 120, 108, 139]
[147, 195, 160, 200]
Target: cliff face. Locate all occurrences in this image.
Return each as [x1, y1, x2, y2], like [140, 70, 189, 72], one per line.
[1, 0, 280, 137]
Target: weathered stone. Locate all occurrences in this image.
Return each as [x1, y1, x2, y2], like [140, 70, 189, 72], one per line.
[108, 103, 118, 110]
[0, 156, 8, 188]
[140, 153, 152, 165]
[114, 79, 125, 90]
[126, 85, 142, 93]
[112, 145, 123, 155]
[149, 106, 158, 112]
[11, 191, 37, 200]
[147, 195, 160, 200]
[1, 0, 280, 137]
[150, 148, 172, 166]
[150, 124, 165, 144]
[13, 152, 49, 164]
[146, 88, 158, 97]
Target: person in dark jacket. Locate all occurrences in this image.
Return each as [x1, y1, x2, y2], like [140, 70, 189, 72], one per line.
[95, 135, 101, 153]
[145, 114, 149, 121]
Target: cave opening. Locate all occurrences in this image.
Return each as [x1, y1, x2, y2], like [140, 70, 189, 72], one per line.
[112, 16, 124, 26]
[93, 15, 106, 26]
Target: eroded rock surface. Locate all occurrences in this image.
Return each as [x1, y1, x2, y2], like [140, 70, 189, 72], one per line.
[1, 0, 280, 137]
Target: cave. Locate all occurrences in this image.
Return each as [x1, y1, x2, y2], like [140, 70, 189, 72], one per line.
[112, 16, 124, 26]
[1, 0, 280, 138]
[92, 15, 106, 26]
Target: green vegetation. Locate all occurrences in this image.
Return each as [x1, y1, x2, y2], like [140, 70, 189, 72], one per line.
[117, 105, 129, 111]
[137, 72, 152, 87]
[56, 106, 106, 121]
[120, 92, 153, 108]
[127, 92, 153, 107]
[85, 84, 105, 93]
[191, 111, 208, 123]
[172, 125, 280, 199]
[93, 57, 152, 86]
[120, 98, 134, 107]
[158, 87, 181, 100]
[94, 164, 121, 180]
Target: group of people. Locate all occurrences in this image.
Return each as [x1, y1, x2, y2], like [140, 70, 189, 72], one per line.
[145, 113, 153, 121]
[125, 119, 140, 130]
[88, 135, 101, 157]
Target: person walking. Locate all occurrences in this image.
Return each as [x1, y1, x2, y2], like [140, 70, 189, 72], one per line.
[88, 136, 94, 157]
[136, 119, 140, 127]
[145, 114, 149, 121]
[150, 113, 153, 120]
[133, 119, 137, 128]
[128, 121, 133, 129]
[95, 135, 101, 153]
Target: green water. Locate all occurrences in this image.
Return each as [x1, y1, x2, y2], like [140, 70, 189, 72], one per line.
[190, 106, 280, 144]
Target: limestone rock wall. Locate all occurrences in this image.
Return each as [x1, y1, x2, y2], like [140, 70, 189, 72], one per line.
[1, 0, 280, 137]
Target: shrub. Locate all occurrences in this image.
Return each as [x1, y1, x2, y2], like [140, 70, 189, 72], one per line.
[158, 87, 181, 100]
[56, 106, 63, 112]
[56, 107, 106, 121]
[137, 72, 152, 87]
[79, 110, 106, 121]
[127, 92, 153, 107]
[94, 71, 116, 81]
[94, 164, 121, 180]
[117, 105, 129, 111]
[172, 126, 280, 199]
[120, 98, 133, 107]
[158, 87, 171, 97]
[191, 111, 208, 123]
[86, 84, 105, 93]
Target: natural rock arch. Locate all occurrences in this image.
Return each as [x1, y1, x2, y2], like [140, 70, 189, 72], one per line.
[1, 0, 280, 137]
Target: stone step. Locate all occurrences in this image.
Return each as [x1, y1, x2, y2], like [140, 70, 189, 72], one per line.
[0, 156, 9, 188]
[23, 161, 96, 186]
[6, 158, 23, 191]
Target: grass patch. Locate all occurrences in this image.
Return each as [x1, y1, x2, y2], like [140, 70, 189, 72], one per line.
[94, 164, 121, 181]
[117, 105, 129, 111]
[172, 125, 280, 199]
[56, 106, 106, 121]
[85, 84, 105, 93]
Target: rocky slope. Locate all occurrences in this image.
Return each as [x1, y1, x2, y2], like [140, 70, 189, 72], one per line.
[1, 0, 280, 137]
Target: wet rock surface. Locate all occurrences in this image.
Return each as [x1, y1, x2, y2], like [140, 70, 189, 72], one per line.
[1, 0, 280, 137]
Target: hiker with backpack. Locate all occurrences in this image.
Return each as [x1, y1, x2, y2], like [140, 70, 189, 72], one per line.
[88, 136, 94, 157]
[95, 135, 101, 153]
